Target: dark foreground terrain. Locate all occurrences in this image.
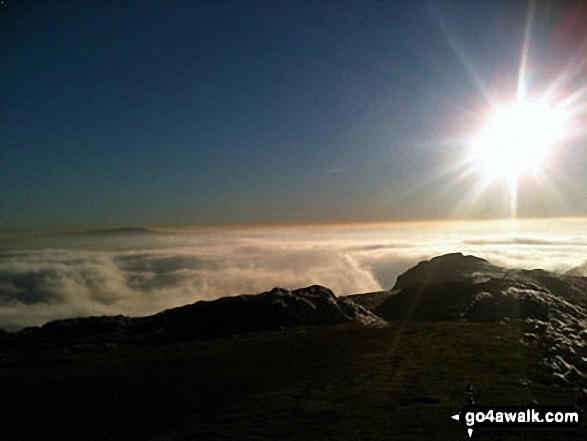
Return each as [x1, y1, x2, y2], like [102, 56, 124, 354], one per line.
[0, 253, 585, 440]
[2, 321, 583, 441]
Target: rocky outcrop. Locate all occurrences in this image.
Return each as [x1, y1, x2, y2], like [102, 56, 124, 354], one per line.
[344, 290, 393, 311]
[374, 252, 587, 388]
[136, 285, 387, 342]
[374, 252, 587, 322]
[2, 285, 386, 350]
[393, 253, 502, 290]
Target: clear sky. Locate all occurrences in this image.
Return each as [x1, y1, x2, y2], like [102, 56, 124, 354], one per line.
[2, 0, 586, 230]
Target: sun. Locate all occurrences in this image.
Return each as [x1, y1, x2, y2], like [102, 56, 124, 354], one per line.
[470, 98, 569, 183]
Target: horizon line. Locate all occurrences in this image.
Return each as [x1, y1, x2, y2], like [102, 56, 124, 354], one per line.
[2, 215, 587, 236]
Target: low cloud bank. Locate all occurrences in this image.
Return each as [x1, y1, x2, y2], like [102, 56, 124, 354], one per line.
[0, 220, 585, 330]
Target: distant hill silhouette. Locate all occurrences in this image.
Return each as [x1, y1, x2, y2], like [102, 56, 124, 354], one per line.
[55, 227, 159, 236]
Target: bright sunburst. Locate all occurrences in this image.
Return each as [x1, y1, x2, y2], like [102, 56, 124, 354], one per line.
[470, 97, 570, 183]
[399, 3, 586, 221]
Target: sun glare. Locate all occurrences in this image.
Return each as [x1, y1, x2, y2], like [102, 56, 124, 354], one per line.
[470, 98, 569, 182]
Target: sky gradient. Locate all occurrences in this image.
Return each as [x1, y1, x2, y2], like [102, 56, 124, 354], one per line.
[2, 0, 587, 230]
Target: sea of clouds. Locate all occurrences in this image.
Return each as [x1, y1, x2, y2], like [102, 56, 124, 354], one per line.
[0, 219, 586, 331]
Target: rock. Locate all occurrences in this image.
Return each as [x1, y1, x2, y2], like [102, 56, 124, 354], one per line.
[145, 285, 387, 342]
[392, 253, 499, 291]
[553, 355, 573, 374]
[553, 372, 568, 385]
[344, 290, 394, 310]
[374, 281, 478, 321]
[565, 366, 586, 383]
[375, 252, 585, 324]
[464, 287, 550, 322]
[371, 253, 587, 388]
[36, 315, 134, 343]
[524, 319, 549, 333]
[6, 285, 387, 349]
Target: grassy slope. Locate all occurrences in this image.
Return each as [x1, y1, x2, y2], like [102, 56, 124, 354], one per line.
[0, 321, 581, 440]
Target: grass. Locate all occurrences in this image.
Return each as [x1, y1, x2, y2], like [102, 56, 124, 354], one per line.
[0, 321, 582, 440]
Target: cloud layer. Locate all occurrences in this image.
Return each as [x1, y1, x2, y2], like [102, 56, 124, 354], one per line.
[0, 219, 586, 330]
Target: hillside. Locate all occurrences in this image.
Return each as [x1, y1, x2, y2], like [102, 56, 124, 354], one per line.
[0, 253, 585, 440]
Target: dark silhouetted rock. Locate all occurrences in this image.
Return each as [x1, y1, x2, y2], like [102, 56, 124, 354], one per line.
[393, 253, 500, 290]
[4, 285, 386, 350]
[463, 284, 552, 322]
[374, 252, 587, 389]
[344, 290, 394, 311]
[375, 253, 586, 324]
[136, 285, 387, 342]
[374, 281, 479, 321]
[36, 315, 134, 342]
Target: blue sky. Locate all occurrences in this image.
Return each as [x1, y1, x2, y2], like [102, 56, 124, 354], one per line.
[1, 0, 586, 229]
